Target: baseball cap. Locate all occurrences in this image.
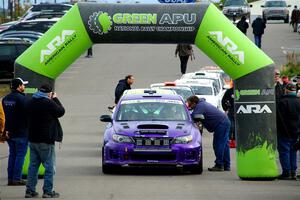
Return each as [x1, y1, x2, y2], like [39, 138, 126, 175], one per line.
[11, 78, 28, 89]
[39, 84, 52, 93]
[285, 83, 297, 91]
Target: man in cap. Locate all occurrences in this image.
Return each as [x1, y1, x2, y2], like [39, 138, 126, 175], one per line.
[277, 83, 300, 180]
[2, 77, 29, 186]
[25, 84, 65, 198]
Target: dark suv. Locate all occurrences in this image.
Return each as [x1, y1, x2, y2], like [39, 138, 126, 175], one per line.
[0, 38, 32, 79]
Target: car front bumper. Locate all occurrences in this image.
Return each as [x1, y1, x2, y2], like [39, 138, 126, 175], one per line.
[103, 142, 202, 167]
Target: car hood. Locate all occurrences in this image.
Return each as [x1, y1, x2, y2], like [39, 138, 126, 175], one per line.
[224, 6, 248, 10]
[112, 121, 194, 138]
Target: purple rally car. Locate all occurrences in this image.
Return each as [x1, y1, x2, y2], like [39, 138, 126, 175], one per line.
[100, 89, 203, 174]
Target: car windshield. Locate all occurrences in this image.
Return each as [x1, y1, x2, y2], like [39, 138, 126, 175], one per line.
[158, 87, 194, 101]
[191, 86, 213, 95]
[265, 1, 287, 7]
[116, 99, 188, 121]
[5, 21, 57, 33]
[224, 0, 247, 6]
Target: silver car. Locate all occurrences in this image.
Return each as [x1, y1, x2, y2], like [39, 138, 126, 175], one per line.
[261, 0, 291, 23]
[222, 0, 251, 22]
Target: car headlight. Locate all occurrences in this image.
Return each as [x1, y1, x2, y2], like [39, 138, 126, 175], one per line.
[173, 135, 193, 144]
[223, 8, 228, 14]
[112, 133, 133, 143]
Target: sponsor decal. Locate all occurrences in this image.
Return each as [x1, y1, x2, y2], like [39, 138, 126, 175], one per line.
[88, 11, 197, 35]
[237, 104, 272, 114]
[235, 89, 274, 100]
[207, 31, 244, 65]
[40, 30, 77, 64]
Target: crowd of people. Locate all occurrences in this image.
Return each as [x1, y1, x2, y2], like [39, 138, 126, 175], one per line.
[275, 71, 300, 180]
[0, 78, 65, 198]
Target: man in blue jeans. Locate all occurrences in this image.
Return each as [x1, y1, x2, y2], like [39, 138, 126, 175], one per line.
[187, 96, 231, 171]
[2, 78, 29, 186]
[25, 84, 65, 198]
[252, 16, 266, 48]
[277, 83, 300, 180]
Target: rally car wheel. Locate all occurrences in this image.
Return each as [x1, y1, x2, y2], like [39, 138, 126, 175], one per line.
[185, 149, 203, 174]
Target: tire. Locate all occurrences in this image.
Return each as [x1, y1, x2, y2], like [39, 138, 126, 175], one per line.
[187, 149, 203, 174]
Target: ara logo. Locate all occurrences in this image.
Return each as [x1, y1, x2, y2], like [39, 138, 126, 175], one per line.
[237, 105, 272, 114]
[40, 30, 75, 63]
[209, 31, 245, 64]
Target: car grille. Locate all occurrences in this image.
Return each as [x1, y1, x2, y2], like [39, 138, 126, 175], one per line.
[131, 152, 176, 161]
[133, 137, 172, 147]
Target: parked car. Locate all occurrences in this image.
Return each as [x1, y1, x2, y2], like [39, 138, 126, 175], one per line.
[221, 0, 251, 22]
[21, 11, 66, 21]
[150, 82, 195, 101]
[100, 89, 203, 174]
[0, 21, 18, 33]
[0, 18, 60, 35]
[0, 31, 43, 43]
[0, 38, 33, 79]
[261, 0, 291, 23]
[20, 3, 72, 21]
[175, 79, 222, 109]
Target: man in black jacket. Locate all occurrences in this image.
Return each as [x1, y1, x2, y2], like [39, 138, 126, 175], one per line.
[236, 16, 249, 35]
[221, 86, 235, 148]
[277, 83, 300, 180]
[25, 84, 65, 198]
[2, 78, 29, 186]
[114, 75, 135, 104]
[252, 16, 266, 48]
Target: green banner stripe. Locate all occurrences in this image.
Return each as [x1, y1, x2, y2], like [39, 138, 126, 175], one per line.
[195, 4, 274, 80]
[15, 4, 93, 79]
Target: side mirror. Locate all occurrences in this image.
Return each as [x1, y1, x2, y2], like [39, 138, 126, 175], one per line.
[261, 5, 264, 7]
[100, 115, 112, 122]
[250, 4, 253, 7]
[288, 5, 291, 7]
[192, 114, 205, 122]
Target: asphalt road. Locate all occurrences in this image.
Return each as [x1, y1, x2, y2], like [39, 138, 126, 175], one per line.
[1, 9, 300, 200]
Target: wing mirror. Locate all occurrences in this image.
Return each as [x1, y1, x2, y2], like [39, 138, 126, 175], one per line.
[192, 114, 205, 122]
[100, 115, 112, 122]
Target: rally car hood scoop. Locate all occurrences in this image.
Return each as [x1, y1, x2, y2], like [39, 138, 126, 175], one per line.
[114, 122, 192, 137]
[137, 124, 168, 129]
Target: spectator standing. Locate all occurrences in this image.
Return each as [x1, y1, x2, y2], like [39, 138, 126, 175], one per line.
[175, 44, 194, 75]
[221, 83, 235, 148]
[252, 16, 266, 48]
[274, 70, 284, 103]
[236, 16, 249, 35]
[85, 46, 93, 58]
[0, 102, 5, 143]
[291, 6, 300, 32]
[114, 75, 135, 105]
[187, 96, 231, 171]
[276, 83, 300, 180]
[25, 84, 65, 198]
[2, 78, 29, 186]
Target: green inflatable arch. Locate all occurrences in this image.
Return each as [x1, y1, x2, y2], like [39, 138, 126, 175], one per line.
[15, 2, 278, 179]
